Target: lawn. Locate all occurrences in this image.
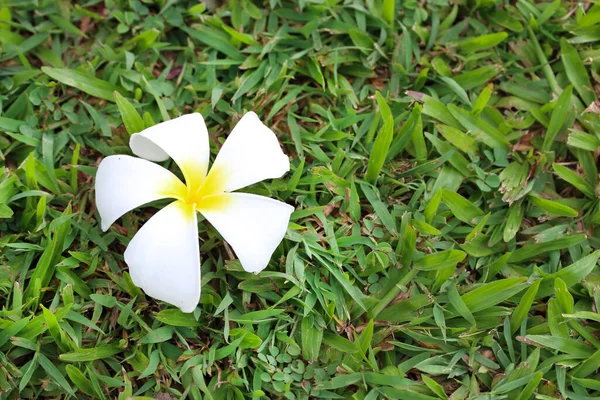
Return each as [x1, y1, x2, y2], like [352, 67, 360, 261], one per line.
[1, 0, 600, 399]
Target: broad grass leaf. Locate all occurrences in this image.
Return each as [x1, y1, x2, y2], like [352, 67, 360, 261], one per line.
[442, 189, 484, 225]
[503, 201, 524, 242]
[523, 335, 592, 358]
[375, 294, 431, 322]
[322, 332, 358, 354]
[42, 67, 124, 102]
[59, 345, 124, 362]
[509, 279, 540, 334]
[457, 32, 508, 53]
[317, 373, 362, 390]
[560, 39, 596, 105]
[365, 92, 394, 183]
[547, 298, 569, 338]
[139, 326, 174, 344]
[425, 132, 470, 176]
[414, 250, 466, 271]
[0, 317, 30, 348]
[421, 96, 461, 128]
[421, 374, 448, 399]
[508, 234, 587, 263]
[155, 309, 201, 327]
[447, 282, 475, 326]
[513, 371, 543, 400]
[182, 26, 244, 60]
[435, 124, 475, 153]
[230, 328, 262, 349]
[48, 14, 88, 38]
[573, 349, 600, 378]
[38, 353, 75, 395]
[552, 163, 595, 198]
[114, 92, 145, 135]
[382, 0, 395, 25]
[563, 312, 600, 323]
[461, 278, 527, 313]
[542, 86, 573, 152]
[360, 183, 397, 234]
[448, 104, 510, 150]
[41, 305, 70, 352]
[537, 251, 600, 298]
[230, 309, 284, 324]
[554, 277, 574, 314]
[349, 29, 374, 54]
[529, 196, 578, 217]
[472, 83, 493, 116]
[65, 365, 95, 396]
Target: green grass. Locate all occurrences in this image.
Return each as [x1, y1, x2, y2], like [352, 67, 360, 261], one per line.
[1, 0, 600, 399]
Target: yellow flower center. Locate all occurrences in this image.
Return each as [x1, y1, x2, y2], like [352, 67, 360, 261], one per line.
[161, 165, 230, 212]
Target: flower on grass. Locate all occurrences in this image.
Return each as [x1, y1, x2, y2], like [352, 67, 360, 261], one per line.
[95, 112, 294, 312]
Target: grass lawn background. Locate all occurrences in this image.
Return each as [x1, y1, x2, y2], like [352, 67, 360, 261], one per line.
[1, 0, 600, 399]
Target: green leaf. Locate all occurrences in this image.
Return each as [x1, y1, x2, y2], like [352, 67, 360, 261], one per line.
[60, 345, 124, 362]
[514, 371, 543, 400]
[349, 29, 374, 53]
[442, 189, 484, 225]
[523, 335, 592, 358]
[547, 298, 569, 338]
[436, 124, 475, 153]
[114, 92, 145, 135]
[457, 32, 508, 53]
[232, 62, 268, 102]
[537, 251, 600, 298]
[229, 328, 262, 349]
[360, 183, 397, 235]
[139, 326, 174, 344]
[317, 373, 362, 390]
[573, 349, 600, 378]
[0, 204, 13, 218]
[42, 306, 69, 352]
[542, 86, 573, 152]
[448, 104, 510, 150]
[322, 332, 358, 354]
[0, 317, 30, 348]
[182, 26, 244, 61]
[414, 250, 466, 271]
[529, 196, 578, 217]
[554, 277, 574, 314]
[461, 278, 527, 313]
[230, 309, 285, 324]
[510, 279, 540, 333]
[38, 353, 75, 395]
[42, 67, 124, 102]
[447, 282, 475, 326]
[560, 39, 596, 105]
[422, 95, 461, 128]
[421, 374, 448, 399]
[567, 129, 600, 151]
[357, 319, 374, 356]
[49, 14, 88, 38]
[365, 92, 394, 183]
[65, 365, 95, 396]
[382, 0, 395, 25]
[552, 163, 595, 198]
[155, 309, 201, 327]
[508, 234, 587, 263]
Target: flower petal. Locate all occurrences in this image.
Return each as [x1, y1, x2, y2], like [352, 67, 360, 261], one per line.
[124, 201, 201, 313]
[198, 193, 293, 273]
[208, 112, 289, 193]
[95, 155, 186, 231]
[129, 113, 210, 185]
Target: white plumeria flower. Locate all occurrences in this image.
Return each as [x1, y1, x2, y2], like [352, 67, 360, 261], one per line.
[95, 112, 293, 313]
